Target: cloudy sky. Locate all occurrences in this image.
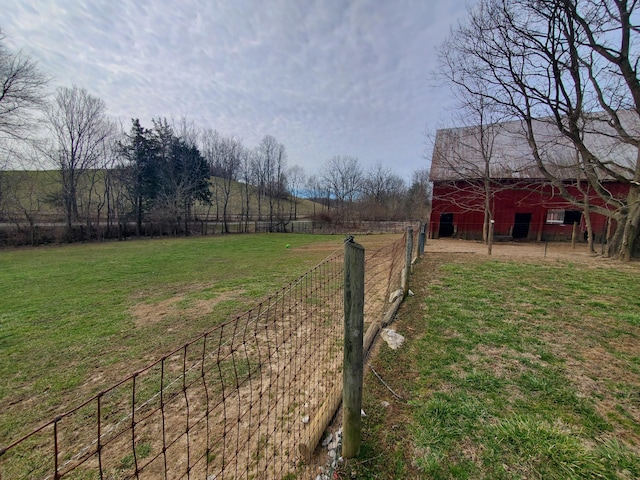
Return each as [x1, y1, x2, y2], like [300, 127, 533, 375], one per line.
[1, 0, 470, 181]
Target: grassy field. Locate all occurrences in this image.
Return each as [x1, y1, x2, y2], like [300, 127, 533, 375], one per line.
[350, 253, 640, 479]
[6, 236, 640, 479]
[0, 233, 355, 447]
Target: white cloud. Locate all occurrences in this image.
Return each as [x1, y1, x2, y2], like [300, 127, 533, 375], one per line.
[0, 0, 471, 179]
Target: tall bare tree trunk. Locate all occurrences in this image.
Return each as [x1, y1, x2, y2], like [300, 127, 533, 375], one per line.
[583, 206, 594, 253]
[621, 187, 640, 261]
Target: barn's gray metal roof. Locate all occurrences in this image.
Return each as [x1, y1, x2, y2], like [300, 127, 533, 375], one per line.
[429, 111, 639, 182]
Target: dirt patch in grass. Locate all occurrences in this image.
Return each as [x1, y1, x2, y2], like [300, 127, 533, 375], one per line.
[469, 345, 548, 380]
[131, 289, 244, 328]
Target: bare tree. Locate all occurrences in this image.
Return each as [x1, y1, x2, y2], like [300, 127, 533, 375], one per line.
[250, 147, 264, 221]
[440, 0, 640, 260]
[256, 135, 288, 231]
[200, 128, 222, 222]
[428, 105, 516, 247]
[305, 174, 324, 219]
[238, 146, 255, 232]
[0, 31, 48, 219]
[361, 162, 406, 220]
[287, 164, 306, 220]
[438, 69, 516, 241]
[406, 167, 432, 222]
[3, 147, 51, 245]
[76, 119, 119, 240]
[93, 130, 121, 239]
[44, 85, 112, 238]
[321, 155, 363, 221]
[0, 30, 48, 148]
[173, 116, 200, 148]
[204, 130, 243, 233]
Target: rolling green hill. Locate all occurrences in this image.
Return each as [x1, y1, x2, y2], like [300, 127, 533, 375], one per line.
[0, 169, 323, 224]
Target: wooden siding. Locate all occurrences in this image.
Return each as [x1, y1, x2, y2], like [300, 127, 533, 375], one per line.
[429, 181, 630, 242]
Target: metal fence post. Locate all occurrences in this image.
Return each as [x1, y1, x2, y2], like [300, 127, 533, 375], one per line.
[343, 237, 365, 459]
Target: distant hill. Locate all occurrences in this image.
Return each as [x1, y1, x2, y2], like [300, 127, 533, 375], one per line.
[0, 169, 323, 224]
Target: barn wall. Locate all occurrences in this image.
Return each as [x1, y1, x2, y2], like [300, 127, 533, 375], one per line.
[429, 181, 628, 242]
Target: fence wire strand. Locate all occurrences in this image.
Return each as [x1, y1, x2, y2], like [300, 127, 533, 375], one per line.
[0, 232, 414, 480]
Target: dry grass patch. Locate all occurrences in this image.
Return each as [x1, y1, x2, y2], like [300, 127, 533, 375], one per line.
[131, 288, 245, 328]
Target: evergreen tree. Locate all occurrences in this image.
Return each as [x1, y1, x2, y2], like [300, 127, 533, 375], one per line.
[120, 118, 160, 234]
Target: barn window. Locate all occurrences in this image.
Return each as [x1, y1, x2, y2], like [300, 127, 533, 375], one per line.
[546, 209, 564, 224]
[545, 209, 582, 225]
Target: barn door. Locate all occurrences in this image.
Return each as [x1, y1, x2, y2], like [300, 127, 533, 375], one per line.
[512, 213, 532, 239]
[439, 213, 454, 237]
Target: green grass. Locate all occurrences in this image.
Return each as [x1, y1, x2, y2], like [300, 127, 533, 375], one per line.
[0, 234, 345, 446]
[352, 255, 640, 479]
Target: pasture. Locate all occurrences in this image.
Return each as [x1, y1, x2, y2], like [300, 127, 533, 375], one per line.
[3, 235, 640, 479]
[0, 233, 367, 448]
[353, 245, 640, 479]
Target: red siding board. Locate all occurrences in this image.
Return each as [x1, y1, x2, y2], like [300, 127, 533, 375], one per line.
[430, 181, 629, 242]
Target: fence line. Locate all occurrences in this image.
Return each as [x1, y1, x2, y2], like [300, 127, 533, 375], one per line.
[0, 232, 414, 479]
[0, 219, 418, 247]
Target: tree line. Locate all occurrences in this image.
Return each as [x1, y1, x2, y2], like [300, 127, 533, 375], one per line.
[0, 30, 430, 245]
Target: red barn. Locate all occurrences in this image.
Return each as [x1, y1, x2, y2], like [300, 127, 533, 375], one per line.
[428, 115, 634, 242]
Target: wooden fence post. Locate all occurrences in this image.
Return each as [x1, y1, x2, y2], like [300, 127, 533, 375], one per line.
[342, 237, 365, 459]
[418, 223, 426, 257]
[488, 219, 494, 256]
[402, 227, 413, 298]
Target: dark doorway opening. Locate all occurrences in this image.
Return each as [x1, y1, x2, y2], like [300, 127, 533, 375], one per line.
[439, 213, 454, 237]
[564, 210, 582, 225]
[513, 213, 532, 239]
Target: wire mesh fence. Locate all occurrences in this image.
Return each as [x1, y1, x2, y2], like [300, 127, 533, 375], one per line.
[0, 231, 414, 480]
[363, 235, 409, 330]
